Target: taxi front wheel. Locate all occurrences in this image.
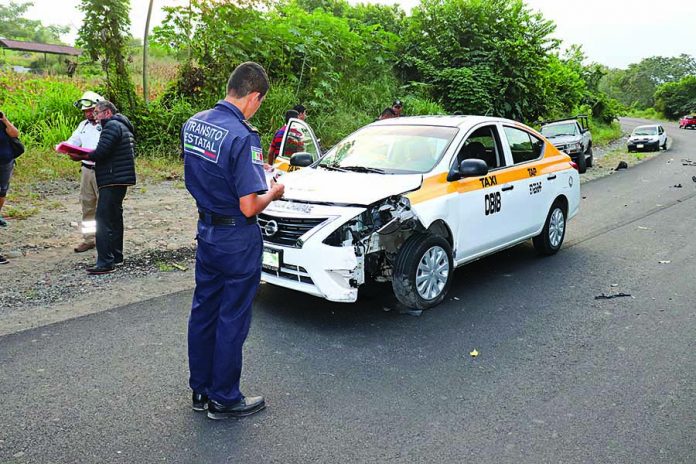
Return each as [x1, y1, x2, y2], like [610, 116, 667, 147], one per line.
[392, 233, 454, 310]
[533, 201, 567, 255]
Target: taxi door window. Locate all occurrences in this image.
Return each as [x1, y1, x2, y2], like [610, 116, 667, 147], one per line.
[503, 126, 544, 164]
[282, 120, 320, 162]
[454, 125, 505, 169]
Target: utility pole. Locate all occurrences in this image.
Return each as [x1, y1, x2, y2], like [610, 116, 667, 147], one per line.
[143, 0, 155, 106]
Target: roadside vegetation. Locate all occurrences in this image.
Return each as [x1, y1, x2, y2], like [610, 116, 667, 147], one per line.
[0, 0, 692, 206]
[599, 54, 696, 120]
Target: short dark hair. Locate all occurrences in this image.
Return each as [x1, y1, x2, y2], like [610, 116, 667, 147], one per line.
[95, 100, 118, 115]
[227, 62, 270, 98]
[285, 109, 299, 122]
[293, 104, 306, 114]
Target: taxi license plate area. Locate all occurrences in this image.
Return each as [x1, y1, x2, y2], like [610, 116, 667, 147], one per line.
[262, 248, 281, 271]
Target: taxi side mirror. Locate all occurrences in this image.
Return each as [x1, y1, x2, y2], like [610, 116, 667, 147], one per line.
[290, 152, 313, 168]
[447, 158, 489, 182]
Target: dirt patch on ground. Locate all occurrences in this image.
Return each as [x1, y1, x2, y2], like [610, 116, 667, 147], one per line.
[580, 132, 667, 184]
[0, 135, 668, 336]
[0, 180, 199, 336]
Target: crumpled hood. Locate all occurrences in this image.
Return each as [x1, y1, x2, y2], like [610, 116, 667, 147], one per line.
[278, 168, 423, 206]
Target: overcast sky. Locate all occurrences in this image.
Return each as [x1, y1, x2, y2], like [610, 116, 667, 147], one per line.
[22, 0, 696, 69]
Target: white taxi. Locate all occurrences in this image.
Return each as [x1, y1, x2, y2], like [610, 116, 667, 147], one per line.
[261, 116, 580, 309]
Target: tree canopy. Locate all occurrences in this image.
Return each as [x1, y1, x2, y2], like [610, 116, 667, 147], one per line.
[0, 1, 69, 44]
[600, 54, 696, 109]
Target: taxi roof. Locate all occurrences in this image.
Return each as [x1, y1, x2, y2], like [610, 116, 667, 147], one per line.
[369, 115, 519, 128]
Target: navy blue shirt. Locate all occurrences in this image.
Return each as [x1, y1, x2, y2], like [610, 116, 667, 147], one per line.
[0, 125, 14, 164]
[182, 100, 267, 217]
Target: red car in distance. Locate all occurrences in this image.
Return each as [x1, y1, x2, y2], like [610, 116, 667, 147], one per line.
[679, 115, 696, 129]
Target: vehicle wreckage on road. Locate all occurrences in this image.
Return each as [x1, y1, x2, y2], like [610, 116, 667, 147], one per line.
[261, 116, 581, 310]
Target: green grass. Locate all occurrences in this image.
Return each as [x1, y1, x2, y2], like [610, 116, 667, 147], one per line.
[591, 121, 623, 146]
[156, 261, 176, 272]
[623, 108, 670, 121]
[2, 204, 39, 219]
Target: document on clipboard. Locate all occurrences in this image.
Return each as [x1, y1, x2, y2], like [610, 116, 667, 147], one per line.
[264, 167, 283, 189]
[55, 142, 95, 156]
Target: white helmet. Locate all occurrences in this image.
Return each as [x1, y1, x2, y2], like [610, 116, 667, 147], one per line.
[74, 91, 104, 110]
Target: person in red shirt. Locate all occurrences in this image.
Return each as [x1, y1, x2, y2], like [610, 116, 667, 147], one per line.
[267, 109, 299, 164]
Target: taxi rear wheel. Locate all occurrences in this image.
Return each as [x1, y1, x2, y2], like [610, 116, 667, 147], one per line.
[392, 233, 454, 310]
[533, 200, 566, 255]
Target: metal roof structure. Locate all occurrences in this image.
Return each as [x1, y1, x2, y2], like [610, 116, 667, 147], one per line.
[0, 38, 80, 56]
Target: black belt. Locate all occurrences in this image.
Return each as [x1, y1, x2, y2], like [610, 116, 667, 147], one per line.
[198, 211, 257, 226]
[81, 163, 95, 170]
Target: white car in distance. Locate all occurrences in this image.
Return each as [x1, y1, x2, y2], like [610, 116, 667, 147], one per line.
[260, 116, 581, 310]
[627, 124, 667, 152]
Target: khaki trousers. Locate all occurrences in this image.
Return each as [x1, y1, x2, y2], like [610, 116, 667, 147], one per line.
[80, 166, 99, 243]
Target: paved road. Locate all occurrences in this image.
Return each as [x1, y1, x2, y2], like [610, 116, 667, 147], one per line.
[2, 118, 696, 463]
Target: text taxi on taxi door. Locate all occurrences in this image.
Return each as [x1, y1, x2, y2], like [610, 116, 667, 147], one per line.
[261, 115, 580, 310]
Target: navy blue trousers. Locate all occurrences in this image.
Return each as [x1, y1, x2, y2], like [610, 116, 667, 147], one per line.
[188, 220, 262, 405]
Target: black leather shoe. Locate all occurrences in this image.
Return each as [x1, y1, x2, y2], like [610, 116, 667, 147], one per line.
[86, 265, 115, 275]
[207, 396, 266, 419]
[192, 391, 208, 411]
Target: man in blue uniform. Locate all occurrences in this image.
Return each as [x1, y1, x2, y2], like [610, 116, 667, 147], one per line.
[183, 62, 284, 419]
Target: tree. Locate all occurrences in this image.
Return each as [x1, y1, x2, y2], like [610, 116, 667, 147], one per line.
[599, 55, 696, 109]
[654, 76, 696, 119]
[77, 0, 138, 114]
[0, 1, 69, 44]
[399, 0, 558, 121]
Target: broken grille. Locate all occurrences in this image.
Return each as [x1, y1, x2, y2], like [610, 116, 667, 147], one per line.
[258, 214, 328, 248]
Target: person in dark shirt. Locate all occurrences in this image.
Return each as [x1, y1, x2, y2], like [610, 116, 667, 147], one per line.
[182, 61, 284, 419]
[377, 107, 397, 121]
[65, 101, 137, 274]
[0, 111, 20, 264]
[392, 99, 404, 117]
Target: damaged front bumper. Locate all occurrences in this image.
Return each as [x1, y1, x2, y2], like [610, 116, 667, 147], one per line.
[259, 201, 367, 303]
[259, 196, 418, 303]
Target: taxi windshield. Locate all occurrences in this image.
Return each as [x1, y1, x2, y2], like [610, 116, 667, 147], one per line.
[541, 123, 577, 138]
[318, 125, 458, 174]
[633, 127, 657, 136]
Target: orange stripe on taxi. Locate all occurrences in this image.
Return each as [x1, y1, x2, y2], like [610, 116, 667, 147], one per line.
[407, 144, 574, 205]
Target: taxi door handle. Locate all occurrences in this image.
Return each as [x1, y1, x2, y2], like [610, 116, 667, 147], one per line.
[501, 185, 514, 192]
[547, 174, 557, 180]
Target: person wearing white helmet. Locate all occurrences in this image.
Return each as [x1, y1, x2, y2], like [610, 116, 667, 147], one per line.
[63, 91, 103, 252]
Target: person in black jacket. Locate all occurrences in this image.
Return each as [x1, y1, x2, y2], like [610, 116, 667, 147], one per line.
[67, 100, 136, 274]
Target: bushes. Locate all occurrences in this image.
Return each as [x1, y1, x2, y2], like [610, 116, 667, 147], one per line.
[654, 76, 696, 120]
[0, 72, 84, 148]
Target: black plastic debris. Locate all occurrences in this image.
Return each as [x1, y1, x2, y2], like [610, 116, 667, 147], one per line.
[595, 292, 632, 300]
[692, 176, 696, 183]
[682, 159, 696, 166]
[615, 161, 628, 171]
[674, 184, 683, 188]
[398, 308, 423, 317]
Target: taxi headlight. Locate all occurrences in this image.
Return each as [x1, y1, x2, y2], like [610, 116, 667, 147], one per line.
[323, 196, 414, 247]
[323, 210, 372, 247]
